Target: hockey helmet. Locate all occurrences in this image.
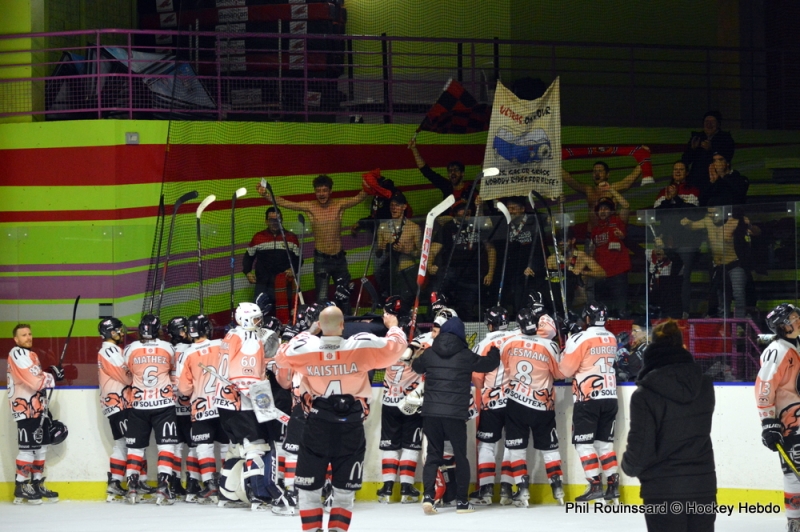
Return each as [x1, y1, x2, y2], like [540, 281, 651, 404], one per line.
[235, 302, 263, 331]
[433, 308, 458, 328]
[255, 292, 275, 317]
[581, 302, 608, 327]
[384, 295, 409, 317]
[138, 314, 161, 340]
[47, 417, 68, 445]
[766, 303, 799, 337]
[516, 307, 539, 336]
[484, 306, 509, 331]
[262, 315, 283, 334]
[98, 317, 125, 340]
[430, 292, 450, 315]
[187, 314, 213, 339]
[530, 302, 549, 321]
[167, 316, 189, 344]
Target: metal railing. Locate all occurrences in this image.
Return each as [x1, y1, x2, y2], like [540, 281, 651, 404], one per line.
[1, 28, 792, 128]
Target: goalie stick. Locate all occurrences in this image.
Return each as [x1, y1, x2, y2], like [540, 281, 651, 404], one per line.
[198, 363, 289, 425]
[261, 179, 305, 308]
[408, 194, 456, 340]
[196, 194, 216, 315]
[155, 190, 199, 315]
[494, 202, 512, 307]
[229, 187, 247, 324]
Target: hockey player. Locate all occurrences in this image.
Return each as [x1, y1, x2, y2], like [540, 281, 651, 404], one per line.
[167, 316, 201, 501]
[377, 296, 423, 504]
[123, 314, 179, 505]
[275, 305, 407, 532]
[756, 304, 800, 532]
[97, 317, 133, 502]
[9, 323, 64, 504]
[178, 314, 227, 504]
[469, 306, 519, 506]
[559, 303, 620, 502]
[500, 307, 565, 507]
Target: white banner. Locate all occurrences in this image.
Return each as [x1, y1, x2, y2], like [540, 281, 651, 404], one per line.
[481, 78, 561, 200]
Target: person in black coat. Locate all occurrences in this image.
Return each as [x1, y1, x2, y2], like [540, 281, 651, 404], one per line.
[681, 110, 735, 198]
[621, 319, 717, 532]
[411, 316, 500, 514]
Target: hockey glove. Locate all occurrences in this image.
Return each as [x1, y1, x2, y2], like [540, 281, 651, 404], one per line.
[48, 365, 65, 382]
[281, 326, 301, 343]
[761, 418, 784, 452]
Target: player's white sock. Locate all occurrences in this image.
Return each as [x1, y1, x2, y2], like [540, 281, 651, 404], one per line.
[126, 448, 146, 478]
[110, 438, 127, 481]
[594, 441, 618, 476]
[156, 444, 178, 476]
[381, 450, 400, 482]
[329, 488, 355, 532]
[786, 472, 800, 519]
[399, 449, 420, 485]
[476, 441, 496, 486]
[507, 448, 528, 483]
[541, 449, 563, 479]
[576, 443, 600, 479]
[196, 444, 216, 482]
[15, 450, 35, 482]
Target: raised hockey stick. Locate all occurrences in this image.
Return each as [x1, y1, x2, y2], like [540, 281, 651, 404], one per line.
[354, 198, 381, 316]
[59, 295, 81, 364]
[778, 443, 800, 482]
[230, 187, 247, 324]
[495, 202, 512, 307]
[409, 194, 456, 340]
[293, 213, 306, 325]
[196, 194, 216, 315]
[148, 195, 165, 314]
[261, 179, 305, 307]
[198, 363, 289, 425]
[528, 191, 563, 345]
[156, 190, 199, 315]
[530, 189, 569, 315]
[440, 168, 499, 282]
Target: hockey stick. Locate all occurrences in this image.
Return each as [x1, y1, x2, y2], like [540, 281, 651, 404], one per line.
[261, 179, 305, 307]
[495, 202, 512, 307]
[293, 213, 306, 325]
[528, 191, 563, 345]
[196, 194, 216, 315]
[230, 187, 247, 324]
[198, 363, 289, 425]
[148, 195, 165, 314]
[156, 190, 199, 315]
[440, 168, 499, 282]
[529, 190, 569, 310]
[59, 295, 81, 364]
[354, 197, 381, 316]
[778, 443, 800, 482]
[409, 194, 456, 340]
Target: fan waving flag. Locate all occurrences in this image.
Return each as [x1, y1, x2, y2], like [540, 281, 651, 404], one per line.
[416, 79, 491, 134]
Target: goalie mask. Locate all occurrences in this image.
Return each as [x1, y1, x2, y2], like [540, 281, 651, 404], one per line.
[235, 302, 263, 331]
[433, 308, 458, 328]
[138, 314, 161, 341]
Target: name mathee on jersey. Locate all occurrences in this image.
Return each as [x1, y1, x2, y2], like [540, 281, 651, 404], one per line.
[132, 355, 169, 364]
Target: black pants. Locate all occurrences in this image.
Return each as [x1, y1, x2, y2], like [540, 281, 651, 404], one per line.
[313, 250, 351, 314]
[422, 416, 469, 501]
[643, 496, 717, 532]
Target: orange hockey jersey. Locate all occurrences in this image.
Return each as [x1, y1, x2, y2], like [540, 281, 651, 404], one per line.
[559, 326, 618, 402]
[215, 328, 265, 412]
[8, 347, 54, 421]
[473, 329, 519, 411]
[756, 338, 800, 435]
[97, 341, 133, 417]
[178, 339, 223, 422]
[123, 339, 176, 409]
[500, 334, 563, 411]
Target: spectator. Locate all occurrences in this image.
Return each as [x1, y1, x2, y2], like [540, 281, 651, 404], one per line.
[258, 175, 369, 313]
[408, 137, 472, 203]
[561, 159, 641, 229]
[621, 319, 717, 532]
[375, 191, 421, 309]
[700, 151, 749, 207]
[614, 321, 648, 382]
[428, 200, 496, 321]
[647, 242, 683, 319]
[243, 207, 301, 306]
[590, 198, 631, 318]
[546, 226, 605, 312]
[653, 161, 702, 319]
[681, 110, 735, 197]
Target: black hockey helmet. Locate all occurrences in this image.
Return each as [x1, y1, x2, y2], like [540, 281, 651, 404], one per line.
[167, 316, 189, 344]
[516, 307, 539, 336]
[766, 303, 799, 337]
[138, 314, 161, 340]
[430, 292, 449, 315]
[384, 295, 409, 317]
[98, 317, 125, 340]
[187, 314, 213, 340]
[581, 302, 608, 327]
[262, 315, 283, 334]
[255, 292, 275, 317]
[530, 302, 549, 321]
[48, 418, 68, 446]
[484, 306, 509, 331]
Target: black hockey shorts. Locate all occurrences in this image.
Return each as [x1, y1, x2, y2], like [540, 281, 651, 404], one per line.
[282, 403, 307, 454]
[379, 404, 423, 451]
[126, 406, 179, 448]
[504, 400, 558, 450]
[17, 417, 50, 450]
[177, 414, 194, 447]
[218, 409, 268, 445]
[191, 416, 227, 445]
[571, 398, 618, 445]
[294, 416, 366, 492]
[107, 409, 129, 441]
[475, 406, 506, 444]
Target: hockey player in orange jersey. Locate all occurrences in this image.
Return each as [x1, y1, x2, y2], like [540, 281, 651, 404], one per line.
[559, 302, 620, 503]
[97, 317, 133, 502]
[122, 314, 179, 505]
[275, 305, 407, 532]
[8, 323, 64, 504]
[756, 304, 800, 532]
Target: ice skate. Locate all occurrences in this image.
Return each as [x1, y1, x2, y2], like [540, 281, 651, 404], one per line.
[377, 480, 394, 503]
[271, 487, 297, 516]
[468, 483, 493, 506]
[512, 475, 530, 508]
[575, 476, 603, 502]
[185, 476, 202, 503]
[499, 482, 514, 506]
[198, 478, 219, 505]
[400, 482, 420, 503]
[170, 473, 187, 501]
[422, 494, 437, 515]
[788, 517, 800, 532]
[13, 480, 42, 505]
[126, 474, 140, 504]
[604, 473, 620, 504]
[106, 473, 126, 503]
[155, 472, 176, 505]
[549, 475, 565, 505]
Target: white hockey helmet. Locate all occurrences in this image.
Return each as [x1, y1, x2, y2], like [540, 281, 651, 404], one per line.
[433, 308, 458, 328]
[235, 302, 263, 331]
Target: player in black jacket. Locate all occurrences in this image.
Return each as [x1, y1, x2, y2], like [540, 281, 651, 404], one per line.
[411, 316, 499, 514]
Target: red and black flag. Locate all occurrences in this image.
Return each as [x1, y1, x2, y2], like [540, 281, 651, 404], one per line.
[417, 79, 491, 134]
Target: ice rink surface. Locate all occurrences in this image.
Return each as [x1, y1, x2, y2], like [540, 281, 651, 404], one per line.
[1, 500, 787, 532]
